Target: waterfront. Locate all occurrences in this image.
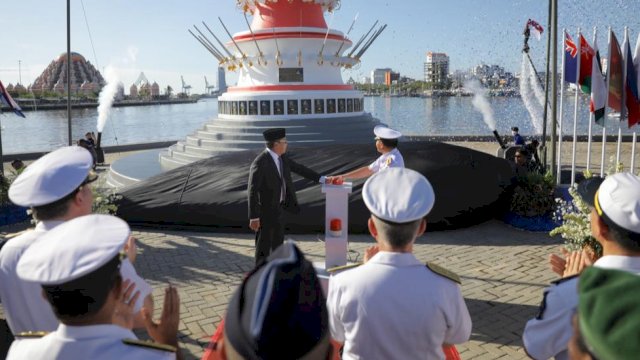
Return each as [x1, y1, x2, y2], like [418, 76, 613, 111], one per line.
[1, 96, 637, 154]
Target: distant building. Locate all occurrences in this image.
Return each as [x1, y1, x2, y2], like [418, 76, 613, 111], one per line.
[362, 76, 371, 84]
[424, 52, 449, 87]
[130, 84, 138, 97]
[371, 68, 392, 85]
[31, 52, 104, 95]
[217, 66, 227, 93]
[151, 82, 160, 96]
[384, 70, 400, 86]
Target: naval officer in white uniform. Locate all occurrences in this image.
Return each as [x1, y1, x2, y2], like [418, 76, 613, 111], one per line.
[0, 146, 152, 334]
[332, 125, 404, 182]
[6, 214, 180, 359]
[326, 168, 471, 360]
[523, 173, 640, 360]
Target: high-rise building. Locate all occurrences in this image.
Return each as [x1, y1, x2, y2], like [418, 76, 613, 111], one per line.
[424, 52, 449, 87]
[371, 68, 392, 84]
[217, 66, 227, 93]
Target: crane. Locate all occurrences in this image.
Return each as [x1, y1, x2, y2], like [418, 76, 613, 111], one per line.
[181, 76, 192, 95]
[204, 76, 215, 95]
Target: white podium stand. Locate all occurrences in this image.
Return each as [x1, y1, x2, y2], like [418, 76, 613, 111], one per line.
[321, 182, 353, 269]
[314, 182, 353, 295]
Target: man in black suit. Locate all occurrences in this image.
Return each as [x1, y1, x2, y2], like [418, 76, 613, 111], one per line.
[248, 128, 327, 264]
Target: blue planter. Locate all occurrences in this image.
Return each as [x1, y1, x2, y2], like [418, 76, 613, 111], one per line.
[0, 204, 29, 226]
[502, 211, 560, 232]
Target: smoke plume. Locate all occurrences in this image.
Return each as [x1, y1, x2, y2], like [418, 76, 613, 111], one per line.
[97, 66, 119, 132]
[464, 79, 496, 131]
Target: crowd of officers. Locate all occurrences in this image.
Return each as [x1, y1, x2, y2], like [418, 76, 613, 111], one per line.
[1, 137, 640, 359]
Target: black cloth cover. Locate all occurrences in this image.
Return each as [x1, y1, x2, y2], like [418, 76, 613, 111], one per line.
[116, 142, 513, 232]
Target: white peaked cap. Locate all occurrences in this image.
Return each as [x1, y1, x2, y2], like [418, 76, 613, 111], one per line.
[17, 214, 130, 285]
[363, 168, 435, 223]
[9, 146, 93, 207]
[596, 172, 640, 234]
[374, 125, 402, 139]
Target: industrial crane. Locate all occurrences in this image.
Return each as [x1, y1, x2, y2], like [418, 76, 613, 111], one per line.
[204, 76, 215, 95]
[181, 76, 192, 95]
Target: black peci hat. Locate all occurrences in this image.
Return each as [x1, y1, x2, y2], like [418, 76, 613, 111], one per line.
[262, 128, 286, 142]
[511, 126, 519, 132]
[224, 241, 329, 360]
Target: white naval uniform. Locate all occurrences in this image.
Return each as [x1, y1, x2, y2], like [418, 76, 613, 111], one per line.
[6, 324, 175, 359]
[0, 220, 153, 334]
[523, 255, 640, 360]
[327, 252, 471, 360]
[368, 148, 404, 173]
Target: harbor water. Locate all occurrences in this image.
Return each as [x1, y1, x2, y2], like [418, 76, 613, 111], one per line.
[1, 96, 636, 154]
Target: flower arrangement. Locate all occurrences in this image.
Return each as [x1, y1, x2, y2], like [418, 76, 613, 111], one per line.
[549, 180, 602, 257]
[91, 177, 122, 215]
[509, 171, 556, 217]
[550, 157, 634, 257]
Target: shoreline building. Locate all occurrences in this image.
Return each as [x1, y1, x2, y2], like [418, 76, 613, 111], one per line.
[30, 52, 104, 95]
[424, 52, 449, 88]
[371, 68, 391, 84]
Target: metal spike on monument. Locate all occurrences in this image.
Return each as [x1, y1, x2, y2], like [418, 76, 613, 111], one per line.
[188, 29, 224, 63]
[347, 20, 378, 58]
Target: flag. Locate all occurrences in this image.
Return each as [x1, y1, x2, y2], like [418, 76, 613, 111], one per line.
[589, 38, 607, 125]
[0, 80, 25, 118]
[624, 34, 640, 127]
[564, 32, 578, 84]
[527, 19, 544, 40]
[564, 32, 594, 93]
[578, 35, 595, 93]
[608, 31, 624, 113]
[634, 33, 640, 126]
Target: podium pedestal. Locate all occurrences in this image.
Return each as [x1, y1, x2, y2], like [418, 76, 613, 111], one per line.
[322, 182, 353, 269]
[315, 182, 353, 295]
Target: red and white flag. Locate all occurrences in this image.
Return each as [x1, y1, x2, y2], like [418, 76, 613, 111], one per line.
[527, 19, 544, 40]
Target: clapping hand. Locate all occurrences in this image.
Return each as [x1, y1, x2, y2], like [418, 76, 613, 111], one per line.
[113, 280, 140, 330]
[548, 247, 570, 276]
[562, 249, 595, 277]
[143, 285, 180, 347]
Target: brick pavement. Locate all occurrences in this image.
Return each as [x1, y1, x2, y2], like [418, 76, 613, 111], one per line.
[1, 220, 561, 359]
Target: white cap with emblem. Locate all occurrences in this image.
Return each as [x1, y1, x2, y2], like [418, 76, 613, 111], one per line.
[362, 167, 435, 223]
[373, 125, 402, 140]
[8, 146, 94, 207]
[17, 214, 129, 285]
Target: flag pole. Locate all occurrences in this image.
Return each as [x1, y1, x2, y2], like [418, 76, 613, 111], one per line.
[586, 27, 598, 173]
[617, 27, 628, 166]
[557, 28, 567, 184]
[570, 28, 582, 186]
[542, 0, 552, 171]
[67, 0, 72, 146]
[550, 0, 559, 181]
[602, 28, 613, 176]
[632, 132, 637, 173]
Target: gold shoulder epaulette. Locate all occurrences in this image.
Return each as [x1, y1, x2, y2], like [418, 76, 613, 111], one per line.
[426, 262, 461, 284]
[15, 331, 48, 338]
[4, 229, 32, 240]
[123, 339, 177, 353]
[327, 262, 363, 273]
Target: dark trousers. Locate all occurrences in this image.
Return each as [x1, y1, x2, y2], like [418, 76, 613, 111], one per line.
[254, 207, 285, 265]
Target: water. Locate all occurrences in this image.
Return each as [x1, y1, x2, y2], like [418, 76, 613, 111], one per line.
[1, 96, 636, 154]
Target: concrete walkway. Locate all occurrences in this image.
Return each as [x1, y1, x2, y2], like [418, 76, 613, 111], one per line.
[2, 220, 561, 359]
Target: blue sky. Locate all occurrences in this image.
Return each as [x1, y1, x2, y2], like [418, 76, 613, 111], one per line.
[1, 0, 639, 93]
